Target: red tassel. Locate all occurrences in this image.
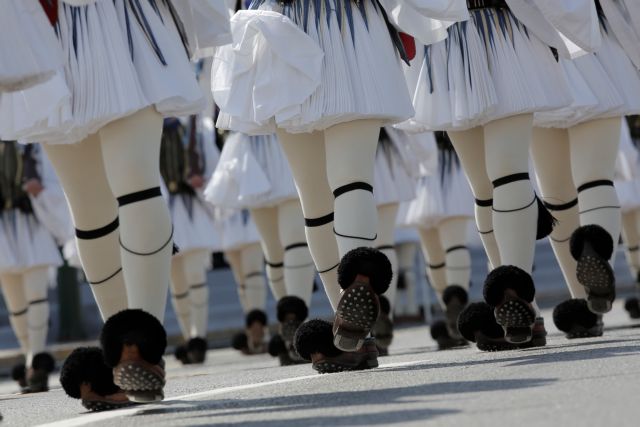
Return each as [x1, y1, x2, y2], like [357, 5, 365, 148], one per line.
[399, 32, 416, 61]
[38, 0, 59, 26]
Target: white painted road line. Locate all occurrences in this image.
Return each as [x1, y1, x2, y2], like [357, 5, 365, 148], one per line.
[37, 359, 432, 427]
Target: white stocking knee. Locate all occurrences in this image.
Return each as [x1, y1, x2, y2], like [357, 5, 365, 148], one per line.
[419, 227, 447, 307]
[170, 257, 192, 341]
[100, 107, 171, 321]
[278, 199, 315, 306]
[44, 135, 127, 321]
[277, 130, 342, 310]
[439, 218, 472, 290]
[241, 244, 267, 312]
[325, 120, 381, 256]
[569, 118, 622, 260]
[23, 267, 50, 363]
[448, 127, 500, 269]
[375, 204, 400, 310]
[531, 127, 583, 298]
[485, 114, 537, 273]
[250, 207, 287, 300]
[1, 274, 29, 355]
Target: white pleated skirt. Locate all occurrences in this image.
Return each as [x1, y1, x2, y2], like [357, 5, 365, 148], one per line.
[410, 7, 571, 131]
[214, 0, 414, 135]
[217, 210, 261, 252]
[205, 133, 297, 209]
[0, 210, 62, 274]
[373, 137, 416, 206]
[402, 159, 474, 229]
[2, 0, 204, 144]
[170, 193, 221, 254]
[0, 0, 62, 92]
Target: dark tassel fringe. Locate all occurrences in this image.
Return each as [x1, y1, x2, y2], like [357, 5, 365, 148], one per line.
[536, 196, 557, 240]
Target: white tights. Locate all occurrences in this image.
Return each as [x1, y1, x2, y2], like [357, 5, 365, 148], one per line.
[449, 114, 537, 274]
[251, 198, 315, 306]
[45, 107, 171, 321]
[375, 203, 399, 310]
[278, 119, 382, 310]
[532, 117, 622, 297]
[0, 266, 50, 365]
[225, 243, 267, 314]
[170, 249, 210, 340]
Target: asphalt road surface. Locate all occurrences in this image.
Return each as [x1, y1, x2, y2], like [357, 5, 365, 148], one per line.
[1, 299, 640, 427]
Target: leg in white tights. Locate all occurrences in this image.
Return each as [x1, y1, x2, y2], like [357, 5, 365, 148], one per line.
[278, 199, 315, 306]
[438, 217, 472, 291]
[44, 135, 127, 321]
[418, 227, 447, 308]
[375, 203, 400, 310]
[99, 107, 172, 321]
[395, 242, 420, 317]
[169, 257, 191, 341]
[22, 267, 50, 364]
[277, 131, 342, 309]
[325, 120, 381, 257]
[224, 250, 248, 312]
[569, 118, 622, 255]
[0, 273, 29, 355]
[531, 127, 584, 298]
[622, 209, 640, 280]
[447, 127, 501, 269]
[250, 206, 287, 300]
[240, 243, 268, 312]
[484, 114, 537, 273]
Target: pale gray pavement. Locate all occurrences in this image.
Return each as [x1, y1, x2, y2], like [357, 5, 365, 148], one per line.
[0, 242, 639, 426]
[0, 301, 639, 427]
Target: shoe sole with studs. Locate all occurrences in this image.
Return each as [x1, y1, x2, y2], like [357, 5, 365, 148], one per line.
[576, 243, 615, 314]
[333, 282, 379, 352]
[494, 297, 536, 344]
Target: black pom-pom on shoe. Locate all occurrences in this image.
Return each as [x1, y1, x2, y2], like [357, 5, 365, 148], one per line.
[32, 352, 55, 373]
[553, 299, 603, 338]
[483, 266, 535, 306]
[231, 332, 248, 351]
[624, 297, 640, 319]
[570, 225, 615, 314]
[60, 347, 119, 399]
[277, 296, 308, 323]
[430, 320, 467, 351]
[457, 302, 517, 352]
[483, 266, 536, 344]
[245, 309, 268, 328]
[174, 345, 190, 364]
[337, 247, 392, 295]
[378, 295, 391, 316]
[570, 224, 614, 261]
[293, 319, 342, 361]
[268, 334, 286, 357]
[187, 337, 208, 363]
[100, 309, 167, 367]
[442, 285, 468, 338]
[11, 363, 26, 382]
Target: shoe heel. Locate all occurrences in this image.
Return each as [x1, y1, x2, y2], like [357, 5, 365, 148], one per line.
[333, 332, 364, 352]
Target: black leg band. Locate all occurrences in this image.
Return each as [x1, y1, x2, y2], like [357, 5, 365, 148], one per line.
[89, 268, 123, 286]
[285, 242, 308, 251]
[577, 180, 614, 193]
[245, 271, 263, 280]
[76, 217, 119, 240]
[475, 198, 493, 207]
[477, 229, 494, 235]
[117, 187, 162, 207]
[628, 246, 640, 252]
[333, 182, 373, 198]
[446, 245, 468, 253]
[265, 260, 284, 268]
[10, 308, 28, 317]
[492, 173, 530, 188]
[305, 213, 334, 227]
[377, 245, 394, 251]
[543, 198, 578, 211]
[172, 291, 189, 300]
[120, 226, 174, 256]
[190, 283, 206, 290]
[29, 298, 48, 306]
[333, 228, 377, 241]
[318, 263, 339, 274]
[428, 262, 445, 269]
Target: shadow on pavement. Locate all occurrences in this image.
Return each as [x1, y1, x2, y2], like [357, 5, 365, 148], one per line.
[130, 378, 554, 426]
